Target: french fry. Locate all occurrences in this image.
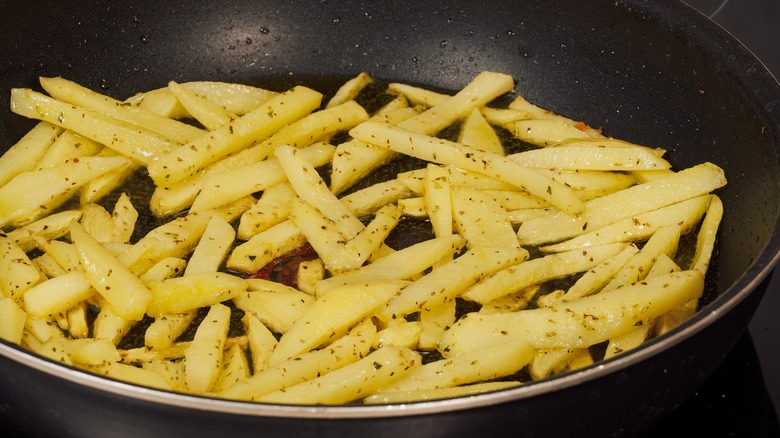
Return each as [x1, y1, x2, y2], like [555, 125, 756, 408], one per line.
[142, 359, 187, 392]
[233, 285, 314, 334]
[10, 88, 176, 164]
[34, 130, 103, 170]
[440, 270, 704, 356]
[3, 209, 82, 253]
[349, 121, 585, 215]
[509, 145, 670, 171]
[214, 343, 251, 393]
[0, 297, 26, 344]
[237, 182, 298, 240]
[423, 164, 453, 238]
[66, 301, 90, 338]
[690, 195, 724, 275]
[373, 321, 422, 350]
[363, 381, 521, 404]
[128, 81, 278, 118]
[0, 156, 126, 227]
[462, 243, 627, 304]
[0, 235, 41, 301]
[530, 349, 583, 380]
[326, 72, 373, 108]
[0, 122, 62, 186]
[458, 108, 505, 155]
[146, 272, 247, 317]
[79, 149, 141, 205]
[604, 320, 655, 359]
[510, 119, 594, 146]
[418, 300, 456, 350]
[167, 81, 236, 131]
[451, 187, 519, 249]
[80, 203, 116, 243]
[242, 313, 278, 373]
[184, 303, 231, 393]
[338, 178, 412, 218]
[601, 225, 682, 292]
[183, 215, 235, 276]
[23, 271, 94, 318]
[40, 77, 206, 144]
[257, 345, 421, 405]
[226, 220, 306, 273]
[517, 163, 726, 246]
[269, 280, 404, 365]
[63, 337, 121, 366]
[93, 303, 134, 345]
[297, 258, 325, 295]
[147, 86, 323, 185]
[144, 311, 197, 351]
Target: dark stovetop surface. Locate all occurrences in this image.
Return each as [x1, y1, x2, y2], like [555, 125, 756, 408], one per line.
[645, 0, 780, 436]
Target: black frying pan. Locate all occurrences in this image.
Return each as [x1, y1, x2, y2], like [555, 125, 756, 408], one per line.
[1, 0, 779, 436]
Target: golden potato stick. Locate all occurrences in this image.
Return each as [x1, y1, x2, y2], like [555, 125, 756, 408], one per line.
[110, 193, 138, 244]
[690, 195, 724, 275]
[144, 311, 197, 351]
[386, 82, 447, 107]
[70, 222, 152, 321]
[326, 72, 373, 108]
[0, 156, 126, 227]
[350, 121, 585, 215]
[93, 304, 134, 345]
[185, 303, 231, 394]
[462, 243, 627, 304]
[66, 301, 89, 338]
[484, 190, 548, 211]
[25, 316, 65, 344]
[120, 199, 252, 275]
[540, 196, 711, 253]
[633, 168, 675, 183]
[329, 107, 419, 195]
[142, 359, 187, 391]
[190, 142, 335, 212]
[226, 220, 306, 273]
[480, 107, 534, 128]
[297, 258, 325, 295]
[62, 337, 121, 367]
[378, 342, 534, 393]
[128, 81, 278, 118]
[478, 285, 539, 315]
[233, 286, 314, 334]
[81, 203, 116, 243]
[509, 146, 671, 171]
[243, 313, 278, 373]
[33, 237, 80, 272]
[35, 130, 103, 170]
[336, 204, 402, 271]
[10, 89, 175, 165]
[289, 199, 355, 270]
[508, 94, 603, 138]
[167, 81, 236, 130]
[0, 297, 26, 344]
[277, 144, 364, 239]
[398, 197, 427, 218]
[23, 271, 95, 318]
[40, 77, 205, 144]
[442, 270, 704, 356]
[451, 187, 519, 249]
[339, 178, 412, 218]
[375, 246, 529, 322]
[147, 86, 323, 185]
[32, 253, 67, 278]
[269, 280, 404, 365]
[373, 321, 423, 350]
[510, 119, 594, 147]
[214, 343, 251, 394]
[553, 244, 639, 304]
[146, 272, 247, 317]
[602, 225, 682, 292]
[95, 363, 172, 391]
[424, 164, 453, 238]
[315, 234, 466, 294]
[399, 71, 514, 135]
[79, 149, 142, 205]
[0, 121, 62, 186]
[529, 349, 582, 380]
[535, 168, 637, 200]
[418, 300, 455, 350]
[259, 345, 421, 405]
[363, 381, 522, 404]
[219, 319, 376, 401]
[184, 215, 235, 276]
[0, 236, 42, 301]
[4, 209, 82, 253]
[237, 182, 297, 240]
[459, 108, 505, 155]
[517, 162, 726, 246]
[603, 320, 655, 359]
[139, 257, 187, 285]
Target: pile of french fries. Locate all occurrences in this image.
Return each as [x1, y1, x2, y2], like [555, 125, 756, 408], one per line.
[0, 70, 725, 405]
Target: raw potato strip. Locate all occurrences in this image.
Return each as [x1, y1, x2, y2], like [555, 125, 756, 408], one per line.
[0, 122, 62, 186]
[326, 72, 373, 108]
[0, 156, 126, 227]
[363, 381, 521, 404]
[314, 235, 466, 294]
[10, 89, 175, 165]
[184, 303, 231, 393]
[350, 121, 585, 215]
[276, 144, 364, 239]
[147, 86, 323, 185]
[190, 142, 335, 212]
[517, 163, 726, 246]
[462, 243, 627, 304]
[0, 236, 41, 301]
[219, 320, 376, 401]
[508, 146, 671, 171]
[3, 209, 82, 253]
[540, 196, 711, 253]
[70, 222, 152, 321]
[167, 81, 235, 131]
[269, 281, 404, 365]
[440, 270, 704, 356]
[40, 77, 205, 144]
[257, 345, 421, 405]
[375, 246, 529, 322]
[376, 342, 535, 393]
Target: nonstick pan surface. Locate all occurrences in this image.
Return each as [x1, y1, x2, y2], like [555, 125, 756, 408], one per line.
[0, 0, 779, 436]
